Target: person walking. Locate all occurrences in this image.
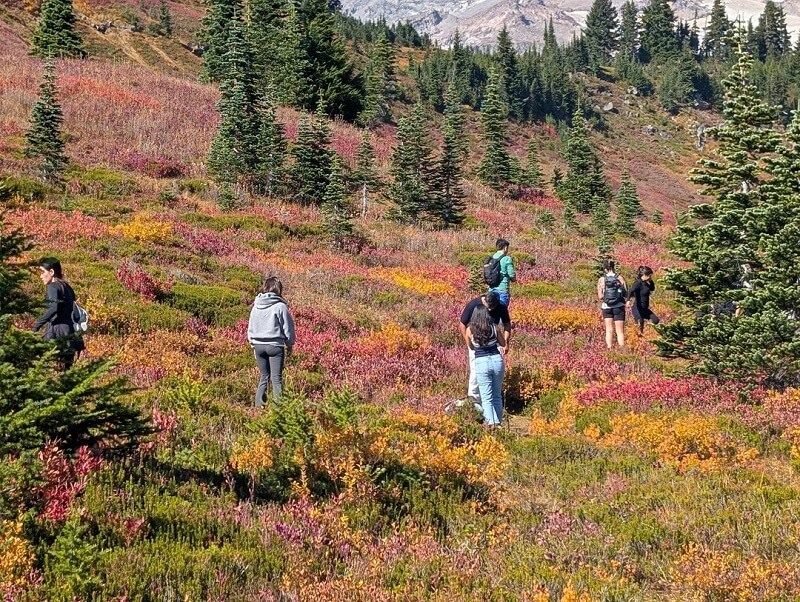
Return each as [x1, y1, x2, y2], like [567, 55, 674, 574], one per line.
[32, 257, 85, 370]
[597, 260, 627, 349]
[487, 238, 516, 307]
[463, 305, 506, 426]
[627, 266, 660, 334]
[459, 291, 511, 406]
[247, 276, 295, 408]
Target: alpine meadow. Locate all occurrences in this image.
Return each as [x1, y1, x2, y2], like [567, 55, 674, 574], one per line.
[4, 0, 800, 600]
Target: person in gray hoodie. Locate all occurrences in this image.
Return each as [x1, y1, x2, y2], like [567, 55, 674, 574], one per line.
[247, 276, 296, 407]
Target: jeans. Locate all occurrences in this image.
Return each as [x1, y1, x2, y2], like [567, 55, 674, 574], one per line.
[253, 344, 285, 407]
[474, 353, 504, 425]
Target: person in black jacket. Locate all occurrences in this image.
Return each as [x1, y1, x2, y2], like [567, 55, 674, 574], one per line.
[32, 258, 84, 370]
[627, 266, 660, 334]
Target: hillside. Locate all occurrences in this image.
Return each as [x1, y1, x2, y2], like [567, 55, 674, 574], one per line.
[3, 3, 800, 601]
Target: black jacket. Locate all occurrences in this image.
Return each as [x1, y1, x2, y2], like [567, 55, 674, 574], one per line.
[33, 281, 76, 336]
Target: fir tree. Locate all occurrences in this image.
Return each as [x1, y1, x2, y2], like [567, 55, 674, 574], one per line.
[657, 34, 796, 388]
[290, 107, 333, 205]
[557, 111, 607, 214]
[615, 168, 641, 234]
[206, 17, 260, 186]
[200, 0, 242, 83]
[755, 0, 791, 59]
[450, 30, 471, 104]
[254, 96, 286, 196]
[31, 0, 84, 58]
[704, 0, 730, 59]
[657, 50, 698, 113]
[639, 0, 676, 64]
[359, 28, 396, 126]
[157, 0, 173, 36]
[585, 0, 619, 70]
[247, 0, 287, 94]
[389, 101, 435, 223]
[495, 26, 523, 119]
[351, 130, 381, 218]
[618, 0, 639, 61]
[477, 67, 513, 190]
[430, 77, 466, 227]
[322, 153, 354, 247]
[523, 137, 544, 192]
[25, 60, 67, 181]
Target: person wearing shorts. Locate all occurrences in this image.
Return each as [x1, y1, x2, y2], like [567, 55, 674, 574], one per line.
[597, 260, 627, 349]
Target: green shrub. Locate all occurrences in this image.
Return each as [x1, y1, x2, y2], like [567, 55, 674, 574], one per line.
[179, 178, 209, 194]
[69, 166, 137, 198]
[0, 175, 49, 202]
[167, 282, 247, 326]
[123, 301, 194, 331]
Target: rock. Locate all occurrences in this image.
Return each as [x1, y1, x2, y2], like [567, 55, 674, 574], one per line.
[602, 102, 616, 113]
[694, 99, 711, 110]
[622, 98, 632, 105]
[92, 21, 113, 33]
[643, 125, 659, 135]
[627, 86, 639, 96]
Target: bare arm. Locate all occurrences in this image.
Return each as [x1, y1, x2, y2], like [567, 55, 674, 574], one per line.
[496, 327, 506, 348]
[464, 325, 475, 349]
[597, 277, 605, 301]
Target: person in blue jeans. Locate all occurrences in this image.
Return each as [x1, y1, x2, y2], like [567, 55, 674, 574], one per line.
[464, 305, 506, 426]
[489, 238, 516, 307]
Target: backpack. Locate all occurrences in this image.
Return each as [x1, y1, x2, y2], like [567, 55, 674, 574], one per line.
[482, 256, 502, 288]
[603, 274, 625, 306]
[72, 302, 89, 333]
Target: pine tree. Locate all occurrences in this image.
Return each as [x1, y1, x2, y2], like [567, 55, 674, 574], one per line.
[351, 130, 381, 218]
[639, 0, 676, 64]
[450, 30, 471, 104]
[557, 111, 607, 214]
[618, 0, 639, 61]
[25, 59, 67, 181]
[247, 0, 287, 95]
[157, 0, 173, 36]
[495, 26, 523, 119]
[291, 107, 333, 205]
[389, 101, 435, 223]
[704, 0, 730, 59]
[254, 96, 286, 196]
[200, 0, 242, 82]
[523, 137, 544, 191]
[322, 153, 354, 247]
[657, 50, 698, 113]
[589, 155, 613, 233]
[430, 77, 466, 227]
[31, 0, 84, 58]
[756, 0, 791, 59]
[615, 168, 641, 234]
[206, 17, 260, 187]
[657, 34, 798, 388]
[585, 0, 619, 70]
[359, 28, 396, 126]
[477, 67, 513, 190]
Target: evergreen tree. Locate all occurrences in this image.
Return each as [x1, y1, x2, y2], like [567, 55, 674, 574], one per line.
[615, 168, 642, 234]
[206, 17, 260, 186]
[254, 96, 286, 196]
[322, 153, 354, 247]
[639, 0, 676, 64]
[431, 77, 467, 227]
[359, 28, 396, 126]
[351, 130, 381, 218]
[200, 0, 242, 82]
[584, 0, 619, 70]
[589, 155, 613, 232]
[450, 30, 472, 104]
[388, 101, 435, 223]
[157, 0, 173, 36]
[618, 0, 639, 61]
[657, 34, 795, 388]
[477, 67, 513, 190]
[755, 0, 791, 59]
[25, 60, 68, 181]
[557, 111, 607, 214]
[657, 50, 698, 113]
[495, 26, 524, 119]
[704, 0, 730, 59]
[523, 136, 544, 191]
[31, 0, 84, 58]
[290, 108, 333, 205]
[247, 0, 297, 100]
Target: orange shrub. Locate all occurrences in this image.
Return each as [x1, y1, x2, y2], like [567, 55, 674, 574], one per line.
[513, 300, 596, 333]
[0, 520, 34, 591]
[110, 213, 173, 242]
[369, 267, 456, 296]
[230, 432, 275, 474]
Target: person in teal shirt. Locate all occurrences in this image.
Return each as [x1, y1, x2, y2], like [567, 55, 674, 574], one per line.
[489, 238, 516, 307]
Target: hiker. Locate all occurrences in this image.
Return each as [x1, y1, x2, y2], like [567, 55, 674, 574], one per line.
[247, 276, 295, 408]
[627, 265, 660, 334]
[459, 291, 511, 407]
[597, 259, 627, 349]
[485, 238, 516, 307]
[32, 257, 85, 370]
[464, 305, 506, 426]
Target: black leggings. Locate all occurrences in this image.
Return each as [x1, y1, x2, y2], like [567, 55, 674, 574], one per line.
[632, 305, 660, 330]
[253, 345, 285, 407]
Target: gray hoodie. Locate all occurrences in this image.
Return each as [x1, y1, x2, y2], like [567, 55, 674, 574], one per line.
[247, 293, 296, 348]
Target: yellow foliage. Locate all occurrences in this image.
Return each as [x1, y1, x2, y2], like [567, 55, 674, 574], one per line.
[0, 520, 34, 590]
[514, 301, 596, 333]
[369, 267, 455, 296]
[529, 395, 583, 438]
[81, 297, 126, 335]
[87, 331, 206, 379]
[230, 432, 275, 474]
[359, 322, 429, 354]
[673, 543, 800, 601]
[505, 364, 567, 406]
[560, 581, 592, 602]
[111, 213, 173, 242]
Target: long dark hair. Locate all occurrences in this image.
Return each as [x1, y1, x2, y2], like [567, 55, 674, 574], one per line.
[469, 305, 495, 347]
[637, 265, 653, 279]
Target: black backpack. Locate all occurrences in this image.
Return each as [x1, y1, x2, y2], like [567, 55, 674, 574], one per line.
[482, 256, 502, 288]
[603, 274, 625, 306]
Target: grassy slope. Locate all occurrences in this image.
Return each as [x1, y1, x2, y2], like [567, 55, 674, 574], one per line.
[2, 5, 800, 601]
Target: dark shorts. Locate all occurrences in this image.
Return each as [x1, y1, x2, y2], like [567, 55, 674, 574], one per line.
[601, 305, 626, 321]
